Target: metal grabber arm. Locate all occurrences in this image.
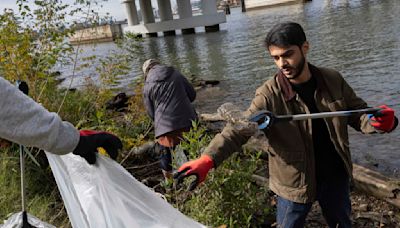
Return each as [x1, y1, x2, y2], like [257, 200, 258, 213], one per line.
[15, 80, 34, 228]
[249, 108, 382, 130]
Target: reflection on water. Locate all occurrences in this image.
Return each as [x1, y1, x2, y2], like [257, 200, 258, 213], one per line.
[60, 0, 399, 177]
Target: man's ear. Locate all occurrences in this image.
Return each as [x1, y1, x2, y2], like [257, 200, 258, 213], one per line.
[302, 41, 309, 55]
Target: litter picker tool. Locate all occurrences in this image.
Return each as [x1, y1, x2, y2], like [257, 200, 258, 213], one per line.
[249, 108, 382, 130]
[15, 80, 34, 228]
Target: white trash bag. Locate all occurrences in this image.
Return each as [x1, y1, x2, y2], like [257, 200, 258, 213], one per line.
[46, 152, 206, 228]
[0, 212, 55, 228]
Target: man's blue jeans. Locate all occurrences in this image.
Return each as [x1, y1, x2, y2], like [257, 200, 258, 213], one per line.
[276, 177, 351, 228]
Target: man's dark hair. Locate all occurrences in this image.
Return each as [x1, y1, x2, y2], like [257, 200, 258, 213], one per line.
[264, 22, 307, 48]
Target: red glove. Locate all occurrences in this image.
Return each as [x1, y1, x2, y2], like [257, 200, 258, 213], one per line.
[174, 155, 214, 191]
[370, 105, 396, 132]
[73, 130, 122, 164]
[0, 138, 11, 149]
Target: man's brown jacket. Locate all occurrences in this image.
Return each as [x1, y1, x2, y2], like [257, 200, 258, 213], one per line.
[204, 64, 377, 203]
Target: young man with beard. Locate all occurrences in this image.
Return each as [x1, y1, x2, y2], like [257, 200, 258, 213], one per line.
[175, 22, 397, 227]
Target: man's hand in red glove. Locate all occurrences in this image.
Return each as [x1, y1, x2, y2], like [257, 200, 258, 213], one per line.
[174, 155, 214, 191]
[370, 105, 397, 132]
[73, 130, 122, 164]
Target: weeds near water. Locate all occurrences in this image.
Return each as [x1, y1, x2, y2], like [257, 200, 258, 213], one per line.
[0, 1, 147, 226]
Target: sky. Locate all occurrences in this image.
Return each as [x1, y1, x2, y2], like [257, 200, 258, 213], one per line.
[0, 0, 181, 21]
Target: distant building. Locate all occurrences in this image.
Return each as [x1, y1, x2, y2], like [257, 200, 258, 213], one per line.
[218, 0, 241, 10]
[69, 24, 122, 45]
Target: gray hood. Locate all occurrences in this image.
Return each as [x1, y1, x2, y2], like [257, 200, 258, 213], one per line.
[146, 65, 174, 82]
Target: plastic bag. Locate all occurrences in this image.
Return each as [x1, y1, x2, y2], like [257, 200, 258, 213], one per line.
[46, 152, 206, 228]
[0, 212, 55, 228]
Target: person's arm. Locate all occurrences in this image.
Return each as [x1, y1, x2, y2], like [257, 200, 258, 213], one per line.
[341, 76, 397, 133]
[203, 86, 269, 166]
[0, 77, 79, 154]
[175, 86, 269, 189]
[0, 77, 122, 164]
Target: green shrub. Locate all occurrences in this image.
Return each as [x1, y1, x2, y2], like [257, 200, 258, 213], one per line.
[0, 145, 68, 226]
[172, 122, 272, 227]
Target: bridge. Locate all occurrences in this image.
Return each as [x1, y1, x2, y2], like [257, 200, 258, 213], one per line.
[122, 0, 226, 37]
[121, 0, 306, 37]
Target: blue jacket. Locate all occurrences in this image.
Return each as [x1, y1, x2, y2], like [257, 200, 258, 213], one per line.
[143, 65, 197, 137]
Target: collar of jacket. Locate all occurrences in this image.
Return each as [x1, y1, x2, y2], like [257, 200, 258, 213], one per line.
[277, 63, 329, 102]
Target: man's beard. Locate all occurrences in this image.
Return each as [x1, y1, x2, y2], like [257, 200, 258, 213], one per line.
[282, 52, 306, 80]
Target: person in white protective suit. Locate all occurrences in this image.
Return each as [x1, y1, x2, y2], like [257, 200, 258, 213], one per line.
[0, 76, 122, 164]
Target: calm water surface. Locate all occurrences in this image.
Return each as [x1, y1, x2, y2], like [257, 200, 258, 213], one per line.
[60, 0, 400, 177]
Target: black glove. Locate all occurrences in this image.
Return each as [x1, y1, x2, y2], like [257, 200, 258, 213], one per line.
[73, 130, 122, 164]
[16, 80, 29, 95]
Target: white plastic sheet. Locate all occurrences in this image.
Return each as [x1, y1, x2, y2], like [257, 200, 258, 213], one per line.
[0, 212, 55, 228]
[46, 152, 206, 228]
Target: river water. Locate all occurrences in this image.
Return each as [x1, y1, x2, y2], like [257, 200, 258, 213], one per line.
[61, 0, 400, 177]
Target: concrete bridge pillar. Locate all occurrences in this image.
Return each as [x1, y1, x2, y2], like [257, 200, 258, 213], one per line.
[122, 0, 139, 26]
[122, 0, 226, 37]
[139, 0, 157, 37]
[157, 0, 176, 36]
[177, 0, 195, 34]
[201, 0, 218, 14]
[201, 0, 219, 32]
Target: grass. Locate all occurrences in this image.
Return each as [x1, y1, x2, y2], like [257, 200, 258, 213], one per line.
[0, 146, 69, 226]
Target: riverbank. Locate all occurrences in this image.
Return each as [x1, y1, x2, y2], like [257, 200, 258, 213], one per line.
[127, 129, 400, 227]
[1, 0, 398, 225]
[245, 0, 305, 11]
[307, 192, 400, 227]
[57, 0, 400, 179]
[69, 24, 123, 45]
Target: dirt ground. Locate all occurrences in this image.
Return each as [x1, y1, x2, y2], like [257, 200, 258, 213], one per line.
[305, 191, 400, 228]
